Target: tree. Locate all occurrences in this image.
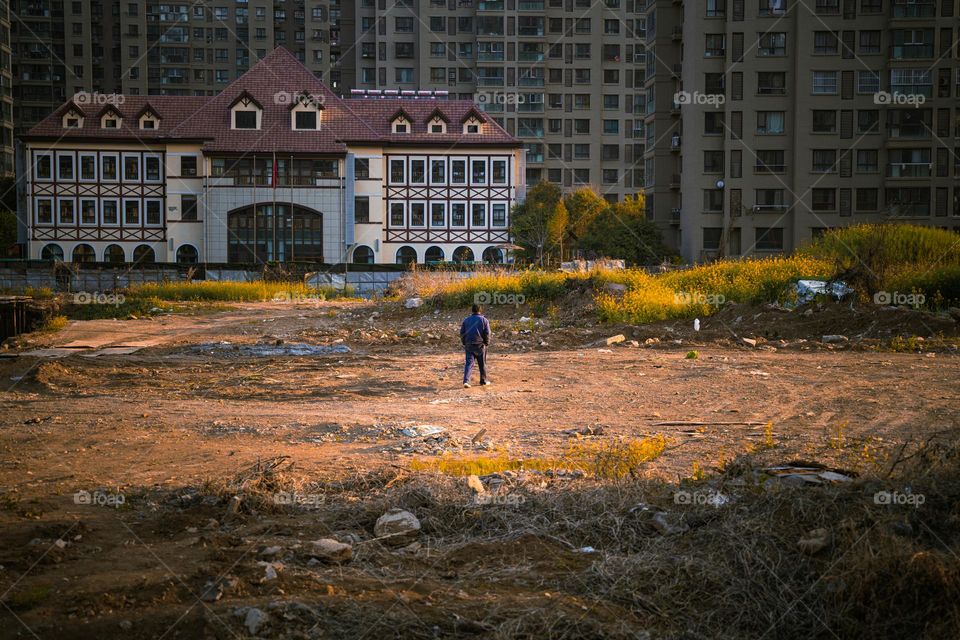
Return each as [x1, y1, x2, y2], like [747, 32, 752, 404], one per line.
[579, 194, 673, 265]
[562, 188, 607, 255]
[510, 182, 567, 266]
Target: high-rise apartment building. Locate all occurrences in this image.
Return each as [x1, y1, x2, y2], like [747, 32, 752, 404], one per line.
[341, 0, 648, 202]
[645, 0, 960, 261]
[11, 1, 646, 204]
[0, 0, 13, 177]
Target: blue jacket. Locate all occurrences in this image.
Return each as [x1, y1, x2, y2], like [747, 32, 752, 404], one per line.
[460, 313, 491, 347]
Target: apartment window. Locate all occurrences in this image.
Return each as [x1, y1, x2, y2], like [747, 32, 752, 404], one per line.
[429, 16, 444, 32]
[812, 110, 837, 133]
[758, 72, 786, 95]
[430, 43, 445, 57]
[757, 111, 785, 134]
[390, 202, 404, 226]
[890, 69, 932, 97]
[395, 68, 414, 83]
[812, 149, 837, 172]
[705, 112, 725, 134]
[705, 73, 726, 95]
[859, 31, 881, 54]
[603, 169, 619, 184]
[603, 120, 620, 134]
[574, 144, 590, 159]
[758, 33, 786, 56]
[355, 197, 370, 223]
[395, 42, 414, 58]
[602, 145, 619, 161]
[857, 71, 880, 94]
[706, 0, 726, 16]
[858, 110, 879, 133]
[759, 0, 786, 15]
[756, 150, 785, 172]
[58, 155, 75, 181]
[755, 189, 785, 209]
[471, 203, 486, 226]
[754, 227, 784, 251]
[856, 188, 879, 211]
[703, 190, 724, 212]
[814, 31, 838, 54]
[812, 71, 838, 94]
[704, 151, 724, 173]
[574, 94, 591, 109]
[603, 19, 619, 34]
[182, 195, 198, 221]
[411, 159, 427, 184]
[390, 159, 405, 183]
[395, 17, 414, 32]
[857, 149, 879, 172]
[815, 0, 840, 13]
[885, 187, 930, 216]
[812, 189, 837, 211]
[573, 169, 590, 184]
[355, 158, 370, 179]
[144, 156, 162, 182]
[860, 0, 882, 10]
[409, 203, 425, 227]
[705, 34, 726, 57]
[603, 95, 620, 109]
[574, 119, 590, 134]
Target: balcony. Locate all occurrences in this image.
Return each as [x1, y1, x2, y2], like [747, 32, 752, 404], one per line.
[891, 2, 935, 17]
[891, 84, 932, 97]
[519, 26, 545, 36]
[671, 27, 682, 41]
[477, 76, 505, 87]
[518, 0, 545, 8]
[478, 51, 505, 61]
[477, 0, 504, 9]
[753, 204, 790, 213]
[887, 162, 931, 177]
[890, 44, 934, 59]
[670, 208, 681, 223]
[518, 75, 545, 87]
[518, 51, 544, 62]
[669, 174, 681, 189]
[755, 163, 786, 173]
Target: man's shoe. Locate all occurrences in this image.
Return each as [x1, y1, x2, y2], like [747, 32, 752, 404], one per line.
[463, 382, 471, 388]
[481, 380, 492, 386]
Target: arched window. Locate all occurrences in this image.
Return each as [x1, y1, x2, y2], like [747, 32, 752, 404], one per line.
[482, 247, 504, 264]
[41, 244, 64, 261]
[395, 246, 417, 265]
[176, 245, 199, 264]
[227, 203, 323, 263]
[133, 245, 156, 264]
[352, 245, 374, 264]
[424, 246, 445, 263]
[104, 244, 126, 263]
[72, 244, 96, 263]
[452, 246, 474, 263]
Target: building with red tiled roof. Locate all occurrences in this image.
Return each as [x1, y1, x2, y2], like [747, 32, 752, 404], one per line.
[20, 48, 524, 266]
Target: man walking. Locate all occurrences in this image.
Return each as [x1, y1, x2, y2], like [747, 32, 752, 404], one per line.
[460, 303, 491, 388]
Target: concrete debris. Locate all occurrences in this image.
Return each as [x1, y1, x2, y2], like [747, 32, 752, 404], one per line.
[821, 335, 849, 344]
[404, 297, 424, 309]
[741, 337, 758, 347]
[603, 334, 626, 346]
[243, 607, 268, 635]
[400, 425, 445, 438]
[465, 475, 485, 494]
[310, 538, 353, 563]
[374, 508, 421, 546]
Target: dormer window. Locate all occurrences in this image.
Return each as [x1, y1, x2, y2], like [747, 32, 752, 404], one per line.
[138, 105, 161, 130]
[461, 110, 485, 134]
[66, 118, 80, 128]
[295, 111, 317, 130]
[229, 91, 263, 130]
[391, 109, 412, 134]
[104, 118, 118, 129]
[425, 109, 449, 134]
[61, 106, 85, 129]
[235, 110, 258, 129]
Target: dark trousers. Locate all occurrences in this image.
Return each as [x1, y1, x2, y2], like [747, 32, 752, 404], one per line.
[463, 345, 487, 383]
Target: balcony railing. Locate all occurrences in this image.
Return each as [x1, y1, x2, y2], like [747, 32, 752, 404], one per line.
[478, 51, 505, 61]
[477, 76, 505, 86]
[890, 43, 934, 58]
[891, 84, 932, 97]
[518, 76, 545, 86]
[887, 163, 931, 177]
[891, 2, 935, 17]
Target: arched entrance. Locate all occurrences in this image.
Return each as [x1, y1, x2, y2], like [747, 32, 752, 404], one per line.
[227, 203, 323, 263]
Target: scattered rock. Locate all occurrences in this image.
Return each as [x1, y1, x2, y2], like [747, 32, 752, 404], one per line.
[259, 545, 282, 558]
[465, 475, 485, 494]
[244, 608, 268, 635]
[310, 538, 353, 563]
[225, 495, 242, 517]
[741, 337, 757, 347]
[603, 334, 626, 346]
[797, 528, 830, 555]
[400, 425, 445, 438]
[603, 282, 628, 295]
[118, 620, 133, 631]
[821, 335, 848, 344]
[404, 297, 424, 309]
[374, 508, 421, 545]
[651, 512, 689, 536]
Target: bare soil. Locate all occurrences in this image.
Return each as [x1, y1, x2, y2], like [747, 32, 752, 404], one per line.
[0, 299, 958, 639]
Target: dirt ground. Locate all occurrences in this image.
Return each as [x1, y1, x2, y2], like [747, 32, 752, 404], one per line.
[0, 299, 958, 639]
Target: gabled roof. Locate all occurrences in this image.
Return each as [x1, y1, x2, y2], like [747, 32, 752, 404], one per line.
[97, 104, 123, 119]
[228, 90, 263, 110]
[425, 108, 450, 123]
[389, 108, 413, 123]
[23, 47, 519, 149]
[460, 108, 487, 124]
[287, 91, 326, 110]
[136, 103, 160, 119]
[56, 101, 86, 117]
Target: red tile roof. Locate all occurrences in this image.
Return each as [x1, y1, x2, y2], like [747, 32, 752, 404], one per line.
[23, 47, 519, 152]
